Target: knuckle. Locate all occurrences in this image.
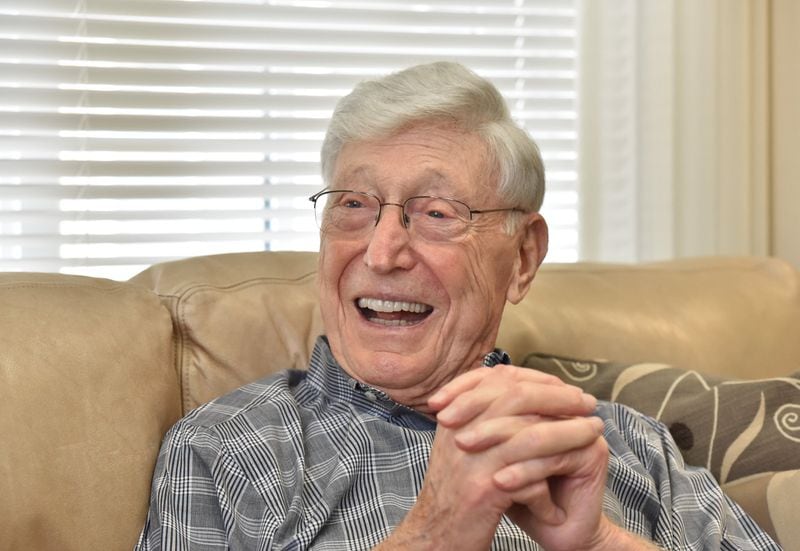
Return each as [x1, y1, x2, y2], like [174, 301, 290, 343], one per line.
[559, 385, 587, 410]
[522, 424, 543, 449]
[512, 481, 555, 510]
[540, 372, 563, 385]
[519, 480, 550, 501]
[549, 451, 573, 474]
[594, 435, 610, 457]
[505, 390, 530, 411]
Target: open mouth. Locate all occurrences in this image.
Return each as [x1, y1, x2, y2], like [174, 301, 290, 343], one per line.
[356, 297, 433, 327]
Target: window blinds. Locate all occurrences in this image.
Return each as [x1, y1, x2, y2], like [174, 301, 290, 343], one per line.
[0, 0, 578, 279]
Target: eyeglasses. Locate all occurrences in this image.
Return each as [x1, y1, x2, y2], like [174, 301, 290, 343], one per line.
[308, 189, 527, 242]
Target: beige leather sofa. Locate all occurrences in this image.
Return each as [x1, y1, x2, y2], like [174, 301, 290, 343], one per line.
[2, 252, 798, 550]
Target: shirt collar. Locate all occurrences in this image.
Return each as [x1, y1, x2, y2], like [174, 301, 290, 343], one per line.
[306, 336, 509, 428]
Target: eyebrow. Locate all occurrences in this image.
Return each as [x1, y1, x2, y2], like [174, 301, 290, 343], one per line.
[335, 166, 453, 196]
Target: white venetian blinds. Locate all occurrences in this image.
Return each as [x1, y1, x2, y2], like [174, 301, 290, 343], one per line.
[0, 0, 579, 280]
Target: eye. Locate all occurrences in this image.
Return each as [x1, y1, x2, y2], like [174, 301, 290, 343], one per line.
[335, 192, 371, 209]
[414, 198, 460, 220]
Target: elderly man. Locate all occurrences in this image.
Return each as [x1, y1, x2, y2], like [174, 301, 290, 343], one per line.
[137, 62, 777, 550]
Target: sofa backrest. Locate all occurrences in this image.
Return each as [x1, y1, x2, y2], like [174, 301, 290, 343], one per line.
[131, 251, 324, 413]
[501, 256, 800, 378]
[132, 251, 800, 415]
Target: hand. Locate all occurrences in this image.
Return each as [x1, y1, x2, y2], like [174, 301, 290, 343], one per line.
[428, 364, 611, 551]
[379, 365, 599, 550]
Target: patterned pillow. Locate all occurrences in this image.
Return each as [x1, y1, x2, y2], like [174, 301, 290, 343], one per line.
[521, 354, 800, 480]
[521, 353, 800, 548]
[520, 354, 800, 551]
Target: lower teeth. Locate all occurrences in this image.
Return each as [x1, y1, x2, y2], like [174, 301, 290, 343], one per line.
[369, 317, 414, 327]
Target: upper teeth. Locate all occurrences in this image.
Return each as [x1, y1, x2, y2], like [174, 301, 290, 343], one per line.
[357, 297, 431, 314]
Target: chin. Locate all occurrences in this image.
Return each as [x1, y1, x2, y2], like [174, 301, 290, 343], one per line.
[349, 347, 433, 388]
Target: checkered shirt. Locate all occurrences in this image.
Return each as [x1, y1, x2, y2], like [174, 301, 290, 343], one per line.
[136, 337, 780, 550]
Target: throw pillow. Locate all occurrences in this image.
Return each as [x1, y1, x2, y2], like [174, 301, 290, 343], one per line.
[520, 353, 800, 484]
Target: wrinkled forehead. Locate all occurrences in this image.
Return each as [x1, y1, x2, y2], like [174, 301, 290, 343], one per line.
[331, 125, 499, 200]
[333, 166, 456, 197]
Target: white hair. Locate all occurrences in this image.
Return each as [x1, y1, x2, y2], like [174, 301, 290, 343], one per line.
[320, 61, 546, 213]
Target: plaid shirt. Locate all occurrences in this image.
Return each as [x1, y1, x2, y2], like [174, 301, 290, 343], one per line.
[136, 337, 779, 550]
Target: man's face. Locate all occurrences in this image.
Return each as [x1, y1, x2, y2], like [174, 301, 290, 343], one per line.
[317, 123, 546, 411]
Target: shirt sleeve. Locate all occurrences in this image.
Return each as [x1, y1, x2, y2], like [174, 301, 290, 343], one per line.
[134, 420, 268, 551]
[601, 402, 781, 551]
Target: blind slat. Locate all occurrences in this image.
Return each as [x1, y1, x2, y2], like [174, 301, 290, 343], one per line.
[1, 13, 576, 45]
[0, 257, 180, 270]
[1, 40, 576, 70]
[0, 88, 577, 113]
[1, 113, 577, 135]
[0, 183, 321, 199]
[0, 2, 575, 23]
[1, 62, 576, 90]
[0, 134, 576, 154]
[2, 231, 319, 246]
[2, 208, 308, 222]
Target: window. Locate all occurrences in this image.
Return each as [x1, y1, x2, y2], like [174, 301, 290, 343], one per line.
[0, 0, 579, 280]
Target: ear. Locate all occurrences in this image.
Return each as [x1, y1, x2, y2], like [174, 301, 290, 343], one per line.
[506, 213, 548, 304]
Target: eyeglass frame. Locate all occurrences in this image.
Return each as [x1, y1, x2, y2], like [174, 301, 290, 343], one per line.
[308, 188, 528, 240]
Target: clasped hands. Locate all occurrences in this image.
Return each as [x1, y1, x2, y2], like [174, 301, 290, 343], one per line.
[419, 364, 615, 551]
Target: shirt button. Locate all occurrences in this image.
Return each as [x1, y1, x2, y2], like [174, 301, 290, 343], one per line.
[364, 391, 378, 402]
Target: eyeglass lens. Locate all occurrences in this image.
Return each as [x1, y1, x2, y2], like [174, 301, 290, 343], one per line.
[313, 191, 471, 242]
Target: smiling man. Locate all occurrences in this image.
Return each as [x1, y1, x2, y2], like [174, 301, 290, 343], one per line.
[136, 62, 778, 550]
[315, 124, 537, 413]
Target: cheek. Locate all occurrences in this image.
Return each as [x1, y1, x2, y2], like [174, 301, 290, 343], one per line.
[446, 240, 514, 308]
[317, 240, 352, 316]
[317, 243, 335, 295]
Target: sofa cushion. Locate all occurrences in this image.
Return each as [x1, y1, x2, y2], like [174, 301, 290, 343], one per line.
[131, 251, 324, 413]
[724, 470, 800, 549]
[0, 273, 180, 551]
[499, 256, 800, 380]
[522, 353, 800, 548]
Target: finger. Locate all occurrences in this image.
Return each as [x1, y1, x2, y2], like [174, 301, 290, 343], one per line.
[437, 377, 596, 428]
[457, 415, 604, 455]
[454, 414, 543, 451]
[493, 437, 607, 493]
[427, 367, 493, 412]
[507, 483, 566, 526]
[499, 416, 605, 462]
[429, 364, 566, 412]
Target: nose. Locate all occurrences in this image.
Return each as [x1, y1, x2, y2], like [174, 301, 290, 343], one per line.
[363, 203, 415, 273]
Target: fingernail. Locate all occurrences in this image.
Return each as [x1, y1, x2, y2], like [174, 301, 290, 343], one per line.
[582, 392, 597, 410]
[436, 407, 455, 425]
[494, 469, 515, 489]
[455, 430, 478, 448]
[428, 389, 447, 407]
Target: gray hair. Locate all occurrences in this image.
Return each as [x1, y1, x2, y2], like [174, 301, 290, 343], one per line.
[320, 61, 546, 213]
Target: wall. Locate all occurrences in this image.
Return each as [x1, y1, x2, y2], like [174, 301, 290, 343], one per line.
[772, 0, 800, 267]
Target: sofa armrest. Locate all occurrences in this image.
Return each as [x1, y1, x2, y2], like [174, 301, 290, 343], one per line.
[0, 273, 181, 550]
